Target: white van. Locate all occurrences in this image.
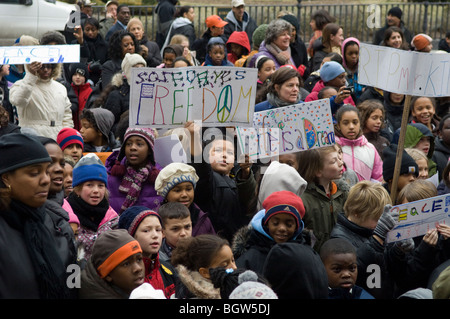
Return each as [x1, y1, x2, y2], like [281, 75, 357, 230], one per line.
[0, 0, 75, 46]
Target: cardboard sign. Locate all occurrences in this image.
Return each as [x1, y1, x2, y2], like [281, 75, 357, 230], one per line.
[129, 66, 257, 128]
[236, 99, 335, 160]
[0, 44, 80, 64]
[358, 43, 450, 97]
[386, 194, 450, 243]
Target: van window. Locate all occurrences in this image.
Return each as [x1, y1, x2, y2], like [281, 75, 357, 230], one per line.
[0, 0, 22, 4]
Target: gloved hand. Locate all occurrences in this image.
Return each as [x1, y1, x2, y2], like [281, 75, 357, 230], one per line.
[88, 61, 101, 74]
[373, 204, 399, 241]
[394, 238, 415, 253]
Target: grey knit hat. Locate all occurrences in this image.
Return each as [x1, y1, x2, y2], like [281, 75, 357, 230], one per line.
[229, 270, 278, 299]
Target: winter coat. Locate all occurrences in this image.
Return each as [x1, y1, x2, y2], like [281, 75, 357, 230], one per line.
[222, 10, 257, 48]
[174, 264, 221, 299]
[356, 86, 384, 105]
[101, 58, 122, 88]
[301, 179, 349, 252]
[328, 286, 375, 299]
[105, 150, 164, 214]
[140, 37, 163, 67]
[75, 34, 108, 65]
[226, 31, 251, 64]
[143, 254, 177, 299]
[380, 91, 404, 142]
[0, 76, 13, 123]
[438, 38, 450, 53]
[189, 203, 216, 237]
[330, 212, 374, 248]
[249, 41, 296, 69]
[305, 79, 355, 107]
[290, 36, 309, 74]
[163, 17, 196, 52]
[70, 82, 93, 131]
[432, 137, 450, 180]
[233, 210, 307, 275]
[254, 91, 306, 112]
[103, 73, 130, 125]
[9, 64, 74, 140]
[62, 199, 118, 261]
[364, 131, 390, 160]
[335, 135, 383, 182]
[0, 201, 77, 298]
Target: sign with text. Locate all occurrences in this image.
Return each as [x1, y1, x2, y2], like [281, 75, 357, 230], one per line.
[129, 66, 257, 128]
[358, 43, 450, 97]
[236, 99, 335, 160]
[0, 44, 80, 64]
[386, 194, 450, 243]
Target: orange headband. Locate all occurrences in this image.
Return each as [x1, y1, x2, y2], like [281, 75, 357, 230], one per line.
[97, 240, 142, 278]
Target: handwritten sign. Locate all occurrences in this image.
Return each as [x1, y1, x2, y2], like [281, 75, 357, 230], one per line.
[236, 99, 335, 160]
[0, 45, 80, 64]
[358, 43, 450, 97]
[386, 194, 450, 243]
[129, 66, 257, 128]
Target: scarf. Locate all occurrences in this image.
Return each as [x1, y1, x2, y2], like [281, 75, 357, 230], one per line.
[2, 199, 69, 299]
[265, 42, 295, 66]
[67, 192, 110, 232]
[267, 92, 301, 108]
[118, 163, 152, 213]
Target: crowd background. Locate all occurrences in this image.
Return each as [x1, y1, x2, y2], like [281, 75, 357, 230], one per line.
[1, 0, 450, 301]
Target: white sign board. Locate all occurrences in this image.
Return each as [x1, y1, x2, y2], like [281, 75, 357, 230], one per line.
[0, 45, 80, 64]
[358, 43, 450, 97]
[386, 194, 450, 243]
[129, 66, 257, 128]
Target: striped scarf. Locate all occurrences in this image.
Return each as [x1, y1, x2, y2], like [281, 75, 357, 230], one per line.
[118, 163, 151, 213]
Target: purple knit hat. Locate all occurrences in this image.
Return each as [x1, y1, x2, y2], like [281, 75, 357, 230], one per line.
[118, 127, 156, 162]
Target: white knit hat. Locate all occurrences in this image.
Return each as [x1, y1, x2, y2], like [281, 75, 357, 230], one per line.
[154, 162, 199, 198]
[129, 283, 166, 299]
[121, 53, 147, 81]
[229, 271, 278, 299]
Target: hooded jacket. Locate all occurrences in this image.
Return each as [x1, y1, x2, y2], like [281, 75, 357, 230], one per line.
[335, 134, 383, 182]
[380, 91, 404, 142]
[226, 31, 251, 64]
[223, 10, 257, 47]
[9, 64, 73, 140]
[163, 17, 196, 52]
[174, 264, 221, 299]
[341, 37, 364, 100]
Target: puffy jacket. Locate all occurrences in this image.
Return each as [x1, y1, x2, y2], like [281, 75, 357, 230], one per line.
[335, 135, 383, 182]
[222, 10, 257, 48]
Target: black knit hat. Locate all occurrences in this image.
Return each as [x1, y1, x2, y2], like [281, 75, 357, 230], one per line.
[0, 133, 51, 175]
[388, 7, 402, 20]
[382, 144, 418, 182]
[280, 14, 300, 33]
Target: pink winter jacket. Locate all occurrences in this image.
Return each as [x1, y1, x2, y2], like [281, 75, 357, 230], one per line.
[335, 135, 383, 182]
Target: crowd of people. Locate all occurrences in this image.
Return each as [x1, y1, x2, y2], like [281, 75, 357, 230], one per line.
[1, 0, 450, 300]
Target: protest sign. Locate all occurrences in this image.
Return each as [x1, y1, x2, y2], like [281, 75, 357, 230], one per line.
[0, 44, 80, 64]
[129, 66, 257, 128]
[358, 43, 450, 97]
[236, 99, 335, 160]
[154, 134, 188, 167]
[386, 194, 450, 243]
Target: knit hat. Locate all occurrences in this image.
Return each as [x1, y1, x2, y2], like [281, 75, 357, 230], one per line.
[432, 265, 450, 299]
[0, 133, 51, 175]
[72, 153, 108, 187]
[91, 229, 142, 278]
[320, 61, 346, 82]
[154, 162, 199, 198]
[87, 108, 115, 143]
[382, 144, 419, 182]
[56, 127, 84, 151]
[69, 63, 89, 81]
[229, 270, 278, 299]
[118, 206, 162, 237]
[129, 283, 166, 299]
[118, 127, 156, 162]
[206, 15, 228, 28]
[262, 190, 305, 232]
[280, 14, 300, 33]
[411, 33, 432, 51]
[388, 7, 402, 20]
[122, 53, 147, 81]
[252, 24, 268, 49]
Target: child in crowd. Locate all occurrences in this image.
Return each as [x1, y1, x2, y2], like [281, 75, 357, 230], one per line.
[397, 179, 437, 204]
[226, 31, 251, 65]
[155, 162, 215, 236]
[171, 234, 236, 299]
[203, 37, 234, 66]
[106, 127, 163, 213]
[297, 146, 350, 252]
[410, 96, 439, 135]
[380, 91, 405, 142]
[158, 202, 193, 264]
[432, 113, 450, 180]
[304, 52, 342, 93]
[118, 206, 177, 299]
[357, 99, 390, 159]
[62, 153, 119, 260]
[335, 105, 383, 182]
[79, 229, 145, 299]
[333, 143, 359, 187]
[255, 56, 276, 104]
[320, 238, 374, 299]
[393, 123, 438, 177]
[405, 148, 430, 180]
[63, 155, 75, 198]
[411, 33, 433, 52]
[67, 63, 93, 131]
[79, 108, 118, 152]
[382, 144, 418, 197]
[186, 121, 257, 243]
[173, 56, 192, 68]
[158, 44, 184, 68]
[57, 127, 84, 164]
[341, 37, 364, 101]
[233, 190, 307, 275]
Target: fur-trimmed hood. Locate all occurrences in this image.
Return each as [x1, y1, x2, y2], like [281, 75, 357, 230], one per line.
[25, 63, 62, 81]
[175, 265, 221, 299]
